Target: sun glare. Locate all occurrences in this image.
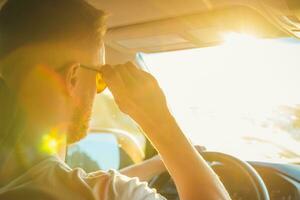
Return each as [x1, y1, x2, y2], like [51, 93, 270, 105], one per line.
[40, 130, 62, 154]
[141, 33, 300, 162]
[222, 32, 258, 45]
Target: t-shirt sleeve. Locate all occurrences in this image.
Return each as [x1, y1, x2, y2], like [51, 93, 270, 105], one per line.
[106, 170, 167, 200]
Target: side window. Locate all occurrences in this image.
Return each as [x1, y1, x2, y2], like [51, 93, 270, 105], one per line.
[66, 133, 120, 172]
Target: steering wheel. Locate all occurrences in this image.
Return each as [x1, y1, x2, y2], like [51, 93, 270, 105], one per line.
[149, 151, 270, 200]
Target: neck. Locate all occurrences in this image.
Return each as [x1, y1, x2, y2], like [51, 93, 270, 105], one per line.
[0, 123, 67, 186]
[0, 44, 74, 186]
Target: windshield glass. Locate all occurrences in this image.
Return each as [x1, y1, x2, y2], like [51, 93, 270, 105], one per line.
[139, 34, 300, 163]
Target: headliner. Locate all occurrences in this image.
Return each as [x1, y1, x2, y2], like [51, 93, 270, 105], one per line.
[86, 0, 250, 28]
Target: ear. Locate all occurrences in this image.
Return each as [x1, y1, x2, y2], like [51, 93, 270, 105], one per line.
[63, 63, 80, 96]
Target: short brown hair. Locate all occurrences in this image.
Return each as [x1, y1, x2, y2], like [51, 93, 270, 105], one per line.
[0, 0, 106, 59]
[0, 0, 106, 155]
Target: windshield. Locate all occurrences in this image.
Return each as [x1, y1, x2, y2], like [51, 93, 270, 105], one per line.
[139, 33, 300, 164]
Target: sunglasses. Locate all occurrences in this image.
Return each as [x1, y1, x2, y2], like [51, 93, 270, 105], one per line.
[57, 44, 107, 94]
[58, 63, 107, 94]
[79, 64, 107, 94]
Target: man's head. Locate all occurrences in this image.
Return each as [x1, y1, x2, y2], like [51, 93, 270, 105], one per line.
[0, 0, 106, 146]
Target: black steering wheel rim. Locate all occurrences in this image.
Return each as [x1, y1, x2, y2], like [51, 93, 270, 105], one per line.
[201, 151, 270, 200]
[149, 151, 270, 200]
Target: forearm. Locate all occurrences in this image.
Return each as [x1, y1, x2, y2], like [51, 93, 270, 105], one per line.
[120, 156, 165, 182]
[137, 111, 231, 200]
[100, 63, 231, 200]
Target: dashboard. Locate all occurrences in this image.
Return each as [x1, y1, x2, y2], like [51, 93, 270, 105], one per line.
[151, 161, 300, 200]
[251, 162, 300, 200]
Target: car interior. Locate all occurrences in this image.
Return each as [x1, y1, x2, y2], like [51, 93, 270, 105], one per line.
[58, 0, 300, 200]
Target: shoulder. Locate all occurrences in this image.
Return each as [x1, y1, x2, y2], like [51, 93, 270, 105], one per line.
[1, 157, 166, 200]
[98, 170, 166, 200]
[49, 159, 166, 200]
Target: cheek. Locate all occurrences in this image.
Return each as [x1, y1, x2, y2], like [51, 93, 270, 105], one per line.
[19, 66, 69, 125]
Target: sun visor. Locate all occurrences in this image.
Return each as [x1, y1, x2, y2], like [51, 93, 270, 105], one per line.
[105, 6, 285, 53]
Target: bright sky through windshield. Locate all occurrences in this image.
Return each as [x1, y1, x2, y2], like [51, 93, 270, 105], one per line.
[140, 34, 300, 163]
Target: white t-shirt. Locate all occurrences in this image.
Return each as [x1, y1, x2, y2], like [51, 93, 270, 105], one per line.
[0, 156, 166, 200]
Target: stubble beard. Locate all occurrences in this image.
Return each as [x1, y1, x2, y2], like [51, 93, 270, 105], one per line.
[67, 104, 92, 144]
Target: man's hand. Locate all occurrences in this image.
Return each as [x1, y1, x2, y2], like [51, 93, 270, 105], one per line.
[101, 62, 169, 125]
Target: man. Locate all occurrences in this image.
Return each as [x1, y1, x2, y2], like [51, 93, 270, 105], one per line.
[0, 0, 231, 199]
